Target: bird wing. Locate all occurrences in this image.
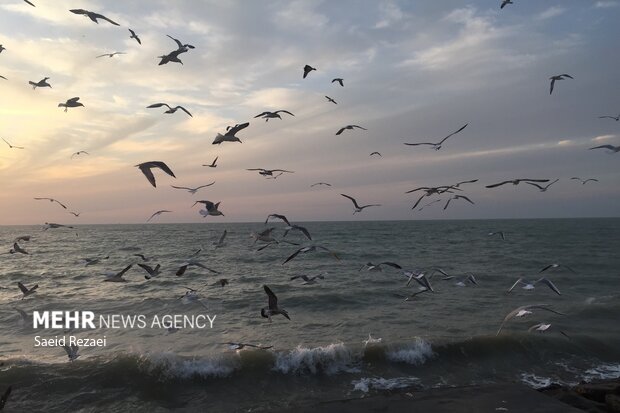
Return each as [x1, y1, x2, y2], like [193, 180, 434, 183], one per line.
[69, 8, 88, 15]
[226, 122, 250, 136]
[170, 185, 191, 190]
[218, 230, 227, 243]
[271, 169, 294, 173]
[521, 179, 549, 183]
[283, 248, 303, 264]
[96, 53, 110, 58]
[485, 180, 512, 188]
[561, 74, 573, 79]
[137, 263, 154, 274]
[524, 182, 544, 190]
[196, 182, 216, 189]
[17, 282, 29, 294]
[457, 195, 475, 204]
[549, 78, 555, 94]
[275, 110, 295, 116]
[54, 199, 68, 209]
[506, 278, 524, 293]
[411, 194, 428, 210]
[176, 265, 188, 276]
[176, 106, 193, 117]
[294, 225, 312, 241]
[254, 112, 270, 118]
[150, 161, 176, 178]
[535, 277, 561, 295]
[438, 123, 468, 145]
[147, 103, 171, 109]
[116, 264, 133, 278]
[93, 12, 120, 26]
[211, 156, 218, 165]
[263, 285, 278, 309]
[352, 125, 367, 130]
[138, 164, 157, 187]
[67, 97, 80, 103]
[340, 194, 360, 209]
[589, 145, 614, 150]
[380, 262, 402, 269]
[335, 127, 346, 135]
[443, 198, 452, 210]
[403, 142, 435, 146]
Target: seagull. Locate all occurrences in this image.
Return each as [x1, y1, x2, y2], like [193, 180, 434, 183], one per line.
[549, 74, 573, 95]
[175, 261, 219, 276]
[96, 51, 125, 58]
[539, 263, 576, 274]
[213, 230, 227, 248]
[34, 197, 67, 209]
[404, 270, 435, 292]
[404, 123, 468, 150]
[28, 77, 51, 89]
[137, 263, 161, 280]
[496, 304, 565, 335]
[171, 182, 215, 194]
[283, 245, 340, 264]
[136, 161, 176, 188]
[303, 64, 316, 79]
[360, 262, 402, 272]
[68, 211, 81, 217]
[203, 156, 218, 168]
[442, 273, 478, 287]
[488, 231, 506, 241]
[2, 137, 24, 149]
[570, 177, 598, 185]
[71, 151, 89, 158]
[194, 200, 224, 217]
[0, 386, 10, 410]
[43, 222, 74, 230]
[128, 29, 141, 45]
[443, 195, 475, 210]
[370, 152, 381, 157]
[146, 210, 172, 222]
[336, 125, 367, 135]
[332, 78, 344, 87]
[103, 264, 133, 282]
[486, 179, 549, 189]
[500, 0, 513, 9]
[17, 282, 38, 299]
[363, 334, 382, 346]
[528, 323, 551, 333]
[311, 182, 332, 187]
[325, 96, 337, 104]
[252, 228, 278, 245]
[69, 9, 120, 25]
[247, 168, 294, 177]
[62, 344, 80, 362]
[589, 144, 620, 153]
[254, 110, 295, 121]
[506, 277, 561, 295]
[290, 273, 326, 285]
[212, 122, 249, 144]
[9, 243, 28, 255]
[224, 342, 272, 351]
[598, 113, 619, 121]
[525, 179, 559, 192]
[340, 194, 381, 214]
[261, 285, 290, 322]
[58, 97, 84, 112]
[79, 255, 109, 266]
[157, 49, 185, 65]
[147, 103, 192, 117]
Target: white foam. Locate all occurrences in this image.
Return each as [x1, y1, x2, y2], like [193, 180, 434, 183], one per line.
[352, 376, 419, 393]
[519, 373, 552, 389]
[143, 352, 238, 379]
[386, 338, 434, 365]
[273, 343, 358, 375]
[584, 363, 620, 381]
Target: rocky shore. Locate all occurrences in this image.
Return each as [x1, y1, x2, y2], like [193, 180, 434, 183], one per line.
[539, 379, 620, 412]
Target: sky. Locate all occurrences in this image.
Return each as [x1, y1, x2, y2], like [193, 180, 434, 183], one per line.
[0, 0, 619, 225]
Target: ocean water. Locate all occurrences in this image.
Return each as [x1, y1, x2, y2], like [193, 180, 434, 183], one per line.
[1, 218, 619, 412]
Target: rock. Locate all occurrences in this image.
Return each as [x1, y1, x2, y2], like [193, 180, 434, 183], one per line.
[574, 381, 620, 403]
[607, 394, 620, 413]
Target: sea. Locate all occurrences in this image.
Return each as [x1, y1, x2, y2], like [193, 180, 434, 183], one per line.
[1, 218, 619, 412]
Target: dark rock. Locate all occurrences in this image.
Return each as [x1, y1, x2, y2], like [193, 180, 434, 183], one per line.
[574, 381, 620, 403]
[607, 394, 620, 413]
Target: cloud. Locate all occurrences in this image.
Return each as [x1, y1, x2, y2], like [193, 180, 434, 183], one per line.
[594, 1, 619, 8]
[536, 6, 565, 20]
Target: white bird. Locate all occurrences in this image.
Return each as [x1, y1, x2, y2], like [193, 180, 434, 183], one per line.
[442, 273, 478, 287]
[506, 277, 561, 295]
[360, 262, 402, 272]
[336, 125, 367, 135]
[2, 137, 24, 149]
[194, 200, 224, 217]
[261, 285, 290, 322]
[103, 264, 133, 282]
[175, 260, 219, 276]
[212, 122, 249, 144]
[170, 182, 215, 194]
[247, 168, 294, 177]
[9, 242, 28, 255]
[443, 195, 475, 210]
[311, 182, 332, 187]
[598, 113, 619, 121]
[340, 194, 381, 214]
[146, 210, 172, 222]
[549, 74, 573, 95]
[147, 103, 192, 117]
[58, 97, 84, 112]
[34, 197, 67, 209]
[135, 161, 176, 188]
[28, 77, 51, 89]
[62, 344, 80, 361]
[486, 178, 549, 189]
[496, 304, 565, 335]
[224, 342, 273, 351]
[404, 123, 468, 150]
[363, 334, 382, 347]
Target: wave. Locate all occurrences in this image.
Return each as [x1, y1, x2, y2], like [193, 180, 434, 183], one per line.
[352, 376, 420, 393]
[273, 342, 359, 375]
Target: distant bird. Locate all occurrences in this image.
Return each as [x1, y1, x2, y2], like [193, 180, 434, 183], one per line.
[507, 277, 561, 296]
[103, 264, 133, 282]
[325, 96, 337, 104]
[332, 78, 344, 87]
[58, 97, 84, 112]
[549, 74, 573, 95]
[194, 200, 224, 217]
[0, 386, 10, 410]
[34, 197, 67, 209]
[128, 28, 141, 45]
[68, 211, 81, 217]
[62, 344, 80, 361]
[404, 123, 468, 150]
[265, 214, 312, 241]
[488, 231, 506, 241]
[539, 263, 576, 274]
[363, 334, 382, 346]
[254, 110, 295, 121]
[213, 230, 227, 248]
[340, 194, 381, 214]
[175, 261, 219, 276]
[136, 161, 176, 188]
[147, 103, 192, 117]
[9, 243, 28, 255]
[336, 125, 367, 135]
[203, 156, 218, 168]
[589, 144, 620, 153]
[360, 262, 402, 272]
[369, 152, 381, 157]
[247, 168, 294, 177]
[137, 263, 161, 280]
[500, 0, 513, 9]
[71, 151, 89, 158]
[28, 77, 51, 89]
[525, 179, 559, 192]
[442, 273, 478, 287]
[170, 182, 215, 194]
[224, 342, 272, 350]
[146, 210, 172, 222]
[212, 122, 249, 144]
[443, 195, 474, 210]
[311, 182, 332, 187]
[17, 282, 38, 299]
[570, 177, 598, 185]
[69, 9, 120, 26]
[496, 304, 565, 336]
[283, 245, 340, 264]
[2, 137, 24, 149]
[303, 64, 316, 79]
[44, 222, 74, 230]
[261, 285, 290, 321]
[486, 178, 549, 188]
[598, 113, 619, 121]
[96, 51, 125, 58]
[291, 273, 326, 285]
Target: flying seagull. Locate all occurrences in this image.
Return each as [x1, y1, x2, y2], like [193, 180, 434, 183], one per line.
[34, 197, 67, 209]
[589, 144, 620, 153]
[570, 177, 598, 185]
[332, 78, 344, 87]
[303, 64, 316, 79]
[340, 194, 381, 214]
[135, 161, 176, 188]
[71, 151, 89, 158]
[171, 182, 215, 194]
[224, 342, 273, 351]
[103, 264, 133, 282]
[9, 243, 28, 255]
[254, 110, 295, 121]
[549, 74, 573, 95]
[128, 29, 141, 45]
[370, 152, 381, 157]
[157, 49, 185, 65]
[539, 263, 576, 274]
[247, 168, 294, 177]
[283, 245, 340, 264]
[212, 122, 249, 144]
[506, 277, 561, 296]
[29, 77, 51, 89]
[404, 123, 468, 150]
[58, 97, 84, 112]
[175, 261, 219, 276]
[68, 211, 81, 217]
[147, 103, 192, 117]
[360, 262, 402, 272]
[194, 200, 224, 217]
[96, 51, 125, 58]
[336, 125, 367, 135]
[598, 113, 619, 121]
[69, 9, 120, 26]
[261, 285, 290, 321]
[525, 179, 559, 192]
[2, 137, 24, 149]
[325, 96, 337, 104]
[311, 182, 332, 187]
[496, 304, 565, 336]
[290, 273, 326, 285]
[17, 282, 38, 299]
[203, 156, 218, 168]
[442, 273, 478, 287]
[500, 0, 513, 9]
[486, 178, 549, 188]
[443, 195, 474, 210]
[147, 210, 172, 222]
[62, 344, 80, 361]
[137, 263, 161, 280]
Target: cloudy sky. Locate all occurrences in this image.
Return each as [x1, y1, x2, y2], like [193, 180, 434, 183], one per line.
[0, 0, 618, 225]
